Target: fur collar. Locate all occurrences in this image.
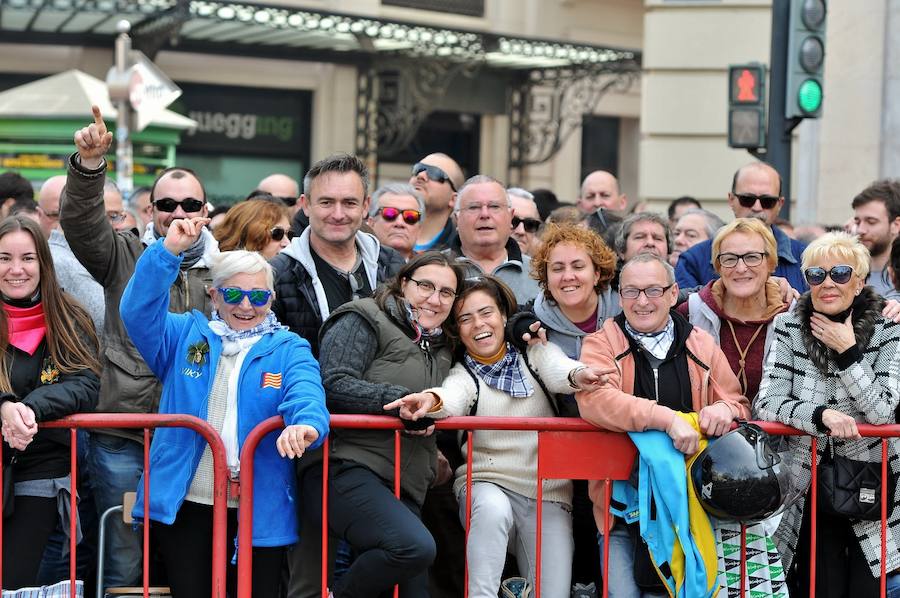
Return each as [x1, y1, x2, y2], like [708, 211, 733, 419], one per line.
[795, 286, 883, 375]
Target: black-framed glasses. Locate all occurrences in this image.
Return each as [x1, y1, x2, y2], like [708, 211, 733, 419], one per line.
[153, 197, 205, 213]
[217, 287, 272, 306]
[512, 216, 542, 233]
[275, 196, 297, 207]
[270, 226, 294, 242]
[408, 277, 457, 303]
[804, 265, 854, 286]
[378, 207, 422, 225]
[717, 251, 768, 268]
[620, 284, 674, 300]
[412, 162, 457, 192]
[733, 193, 780, 210]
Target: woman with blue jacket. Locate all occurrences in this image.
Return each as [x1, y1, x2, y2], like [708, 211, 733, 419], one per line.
[120, 216, 329, 598]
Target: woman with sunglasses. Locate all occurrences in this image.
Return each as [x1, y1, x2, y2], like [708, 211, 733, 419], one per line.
[214, 199, 292, 259]
[755, 231, 900, 598]
[677, 218, 789, 403]
[120, 216, 329, 598]
[311, 251, 465, 597]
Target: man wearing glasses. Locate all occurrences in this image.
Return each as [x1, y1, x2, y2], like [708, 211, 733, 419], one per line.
[576, 253, 749, 598]
[366, 182, 424, 261]
[410, 152, 465, 252]
[60, 105, 217, 591]
[675, 161, 808, 292]
[508, 187, 543, 257]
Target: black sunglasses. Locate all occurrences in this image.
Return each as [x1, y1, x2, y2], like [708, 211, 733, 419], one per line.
[512, 216, 541, 233]
[378, 207, 421, 225]
[153, 197, 205, 213]
[734, 193, 780, 210]
[276, 196, 297, 207]
[270, 226, 294, 242]
[412, 162, 457, 192]
[804, 265, 854, 286]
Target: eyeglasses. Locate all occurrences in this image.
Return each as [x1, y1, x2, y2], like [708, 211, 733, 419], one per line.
[378, 207, 422, 225]
[733, 193, 780, 210]
[216, 287, 272, 306]
[408, 277, 457, 303]
[512, 216, 542, 233]
[620, 284, 674, 300]
[717, 251, 768, 268]
[270, 226, 294, 242]
[412, 162, 458, 192]
[106, 211, 127, 223]
[804, 265, 854, 286]
[459, 202, 507, 216]
[40, 209, 60, 219]
[275, 196, 297, 207]
[153, 197, 205, 213]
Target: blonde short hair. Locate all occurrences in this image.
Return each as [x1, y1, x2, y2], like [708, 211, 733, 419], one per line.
[801, 231, 871, 281]
[712, 218, 778, 275]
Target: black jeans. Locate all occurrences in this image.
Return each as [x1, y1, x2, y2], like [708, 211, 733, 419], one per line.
[790, 494, 881, 598]
[3, 495, 58, 590]
[308, 461, 436, 598]
[154, 500, 284, 598]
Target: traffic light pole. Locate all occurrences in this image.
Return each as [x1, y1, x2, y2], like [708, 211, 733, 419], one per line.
[765, 0, 801, 219]
[113, 20, 134, 195]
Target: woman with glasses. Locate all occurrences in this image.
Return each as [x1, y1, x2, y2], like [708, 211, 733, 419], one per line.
[313, 251, 465, 597]
[755, 231, 900, 598]
[214, 199, 292, 259]
[677, 218, 789, 402]
[385, 275, 609, 598]
[120, 216, 329, 598]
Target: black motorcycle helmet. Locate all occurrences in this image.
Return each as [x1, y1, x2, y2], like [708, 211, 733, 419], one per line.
[691, 422, 798, 522]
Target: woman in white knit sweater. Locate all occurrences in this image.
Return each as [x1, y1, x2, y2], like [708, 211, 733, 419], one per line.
[386, 275, 610, 598]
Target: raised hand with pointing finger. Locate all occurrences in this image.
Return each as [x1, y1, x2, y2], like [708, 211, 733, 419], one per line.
[73, 105, 113, 170]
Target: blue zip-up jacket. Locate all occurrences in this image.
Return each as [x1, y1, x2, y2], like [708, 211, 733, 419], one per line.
[675, 224, 807, 292]
[121, 241, 329, 547]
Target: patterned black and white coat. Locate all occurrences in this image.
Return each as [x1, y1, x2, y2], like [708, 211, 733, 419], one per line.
[755, 286, 900, 578]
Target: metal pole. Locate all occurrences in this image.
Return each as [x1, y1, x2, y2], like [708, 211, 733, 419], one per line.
[114, 20, 134, 196]
[765, 0, 800, 219]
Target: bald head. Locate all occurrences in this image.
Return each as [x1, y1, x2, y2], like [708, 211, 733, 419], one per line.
[258, 173, 300, 198]
[578, 170, 626, 213]
[411, 153, 465, 216]
[37, 175, 67, 237]
[727, 162, 784, 224]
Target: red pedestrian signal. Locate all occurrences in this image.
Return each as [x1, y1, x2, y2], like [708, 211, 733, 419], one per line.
[727, 63, 766, 149]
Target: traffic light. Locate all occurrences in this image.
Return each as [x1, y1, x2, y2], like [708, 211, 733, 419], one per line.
[727, 63, 766, 149]
[785, 0, 826, 118]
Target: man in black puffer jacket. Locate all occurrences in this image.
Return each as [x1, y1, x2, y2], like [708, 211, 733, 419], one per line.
[270, 154, 404, 357]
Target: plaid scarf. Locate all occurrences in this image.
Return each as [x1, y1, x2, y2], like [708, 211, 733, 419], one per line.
[464, 343, 534, 398]
[624, 316, 675, 360]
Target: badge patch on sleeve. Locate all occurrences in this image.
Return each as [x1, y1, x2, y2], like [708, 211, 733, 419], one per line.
[261, 372, 282, 389]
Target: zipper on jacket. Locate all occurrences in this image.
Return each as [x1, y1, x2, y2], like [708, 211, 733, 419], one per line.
[653, 367, 659, 401]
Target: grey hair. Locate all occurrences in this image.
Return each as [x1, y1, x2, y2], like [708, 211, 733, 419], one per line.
[103, 179, 122, 198]
[303, 153, 369, 197]
[506, 187, 534, 201]
[615, 212, 673, 256]
[454, 174, 510, 211]
[210, 250, 275, 291]
[369, 182, 426, 218]
[620, 252, 676, 285]
[677, 208, 725, 240]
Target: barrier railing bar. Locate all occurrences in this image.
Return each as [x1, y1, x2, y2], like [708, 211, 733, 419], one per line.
[882, 438, 889, 597]
[809, 436, 818, 598]
[322, 435, 330, 598]
[535, 441, 543, 598]
[142, 427, 150, 598]
[69, 428, 78, 598]
[393, 430, 401, 598]
[601, 481, 611, 598]
[739, 523, 746, 598]
[464, 429, 473, 598]
[42, 413, 230, 598]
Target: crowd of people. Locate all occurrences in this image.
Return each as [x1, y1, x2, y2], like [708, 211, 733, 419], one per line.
[1, 103, 900, 598]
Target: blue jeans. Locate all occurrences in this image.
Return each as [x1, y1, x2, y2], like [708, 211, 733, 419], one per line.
[888, 573, 900, 598]
[37, 430, 98, 590]
[87, 432, 144, 589]
[598, 526, 667, 598]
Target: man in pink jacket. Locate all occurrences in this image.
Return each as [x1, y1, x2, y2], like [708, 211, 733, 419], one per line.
[576, 253, 750, 596]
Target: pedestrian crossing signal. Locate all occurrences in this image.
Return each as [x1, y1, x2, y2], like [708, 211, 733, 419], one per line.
[728, 63, 766, 149]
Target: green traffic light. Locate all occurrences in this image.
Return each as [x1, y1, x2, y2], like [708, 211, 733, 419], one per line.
[798, 79, 822, 114]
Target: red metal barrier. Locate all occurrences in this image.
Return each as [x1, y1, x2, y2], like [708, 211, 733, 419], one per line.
[234, 416, 900, 598]
[0, 413, 230, 598]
